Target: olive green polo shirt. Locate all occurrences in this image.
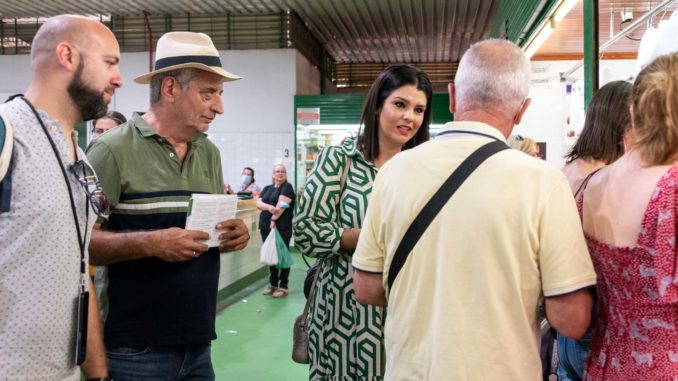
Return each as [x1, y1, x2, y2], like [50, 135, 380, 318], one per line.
[85, 112, 225, 347]
[87, 112, 223, 218]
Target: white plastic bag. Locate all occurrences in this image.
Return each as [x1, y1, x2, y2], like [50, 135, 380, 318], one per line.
[259, 230, 278, 265]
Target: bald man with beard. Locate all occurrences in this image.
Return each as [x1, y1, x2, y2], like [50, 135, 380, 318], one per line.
[0, 15, 122, 380]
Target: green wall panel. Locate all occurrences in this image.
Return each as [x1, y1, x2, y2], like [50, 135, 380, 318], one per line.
[295, 94, 364, 125]
[294, 93, 452, 125]
[490, 0, 559, 47]
[431, 94, 453, 124]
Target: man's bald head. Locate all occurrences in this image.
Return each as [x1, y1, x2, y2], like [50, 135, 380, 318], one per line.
[25, 15, 122, 123]
[454, 39, 531, 117]
[31, 15, 113, 70]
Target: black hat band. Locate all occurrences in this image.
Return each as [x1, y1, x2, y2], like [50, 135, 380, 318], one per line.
[154, 55, 222, 71]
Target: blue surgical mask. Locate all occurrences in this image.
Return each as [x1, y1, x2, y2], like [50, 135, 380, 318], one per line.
[242, 175, 252, 185]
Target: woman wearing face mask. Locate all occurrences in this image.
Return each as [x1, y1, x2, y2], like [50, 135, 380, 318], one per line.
[237, 167, 260, 193]
[294, 64, 432, 380]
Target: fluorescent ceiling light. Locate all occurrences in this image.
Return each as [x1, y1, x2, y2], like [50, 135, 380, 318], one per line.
[554, 0, 579, 23]
[523, 0, 578, 59]
[525, 23, 555, 59]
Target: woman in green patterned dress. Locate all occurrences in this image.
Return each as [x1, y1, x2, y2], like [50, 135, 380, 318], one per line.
[294, 65, 432, 380]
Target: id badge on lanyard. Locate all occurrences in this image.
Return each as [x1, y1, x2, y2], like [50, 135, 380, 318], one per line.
[75, 275, 89, 365]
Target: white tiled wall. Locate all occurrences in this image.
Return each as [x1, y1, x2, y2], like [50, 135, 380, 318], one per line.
[0, 49, 299, 193]
[209, 132, 296, 193]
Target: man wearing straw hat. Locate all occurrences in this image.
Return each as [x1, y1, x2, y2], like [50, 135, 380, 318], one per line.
[87, 32, 250, 380]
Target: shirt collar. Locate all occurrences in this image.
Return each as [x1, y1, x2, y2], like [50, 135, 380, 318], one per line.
[132, 112, 207, 146]
[437, 121, 507, 142]
[18, 100, 80, 158]
[342, 136, 359, 156]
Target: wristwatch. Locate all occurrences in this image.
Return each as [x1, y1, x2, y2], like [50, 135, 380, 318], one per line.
[85, 377, 113, 381]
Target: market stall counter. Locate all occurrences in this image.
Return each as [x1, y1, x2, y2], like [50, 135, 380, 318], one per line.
[216, 199, 266, 302]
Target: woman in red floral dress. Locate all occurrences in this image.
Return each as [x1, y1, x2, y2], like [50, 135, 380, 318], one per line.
[578, 53, 678, 381]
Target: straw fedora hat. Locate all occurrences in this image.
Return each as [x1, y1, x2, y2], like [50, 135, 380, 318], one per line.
[134, 32, 241, 84]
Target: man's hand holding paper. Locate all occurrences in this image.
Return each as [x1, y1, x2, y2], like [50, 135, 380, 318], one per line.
[215, 219, 250, 253]
[185, 194, 250, 252]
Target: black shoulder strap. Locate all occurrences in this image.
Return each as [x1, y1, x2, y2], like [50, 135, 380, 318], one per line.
[0, 115, 14, 213]
[0, 116, 5, 155]
[387, 140, 509, 291]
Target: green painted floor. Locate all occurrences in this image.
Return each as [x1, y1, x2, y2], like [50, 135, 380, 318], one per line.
[212, 249, 310, 381]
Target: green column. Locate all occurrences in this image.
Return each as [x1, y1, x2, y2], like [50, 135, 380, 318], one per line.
[583, 0, 599, 107]
[165, 14, 172, 33]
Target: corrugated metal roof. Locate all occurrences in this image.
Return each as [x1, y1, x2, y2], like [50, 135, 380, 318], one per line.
[0, 0, 502, 63]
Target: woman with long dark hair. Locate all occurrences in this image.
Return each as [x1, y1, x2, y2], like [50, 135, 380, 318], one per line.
[294, 64, 432, 380]
[556, 80, 633, 381]
[563, 80, 633, 195]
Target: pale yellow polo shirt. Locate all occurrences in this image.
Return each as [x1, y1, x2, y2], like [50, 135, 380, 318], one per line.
[353, 121, 596, 381]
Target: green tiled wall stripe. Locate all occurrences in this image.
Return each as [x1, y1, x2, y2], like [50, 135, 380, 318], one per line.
[490, 0, 559, 46]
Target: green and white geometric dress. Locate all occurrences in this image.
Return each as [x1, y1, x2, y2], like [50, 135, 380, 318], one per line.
[294, 137, 385, 381]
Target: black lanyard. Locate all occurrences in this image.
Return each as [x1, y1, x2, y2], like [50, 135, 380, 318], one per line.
[436, 129, 502, 142]
[21, 97, 88, 292]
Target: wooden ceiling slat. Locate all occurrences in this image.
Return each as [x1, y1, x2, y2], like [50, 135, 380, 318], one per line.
[536, 0, 678, 58]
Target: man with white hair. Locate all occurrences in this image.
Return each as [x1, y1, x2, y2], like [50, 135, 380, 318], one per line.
[87, 32, 249, 380]
[352, 39, 596, 380]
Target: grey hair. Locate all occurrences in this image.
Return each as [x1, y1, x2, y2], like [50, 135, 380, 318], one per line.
[454, 39, 531, 116]
[149, 68, 199, 104]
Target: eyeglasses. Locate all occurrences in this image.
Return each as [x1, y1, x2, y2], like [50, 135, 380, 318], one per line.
[515, 134, 525, 141]
[69, 160, 111, 217]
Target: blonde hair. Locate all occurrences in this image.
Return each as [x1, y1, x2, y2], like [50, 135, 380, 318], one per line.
[272, 164, 287, 184]
[507, 134, 537, 155]
[632, 52, 678, 165]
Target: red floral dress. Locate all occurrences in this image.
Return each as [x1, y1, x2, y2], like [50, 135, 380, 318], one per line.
[579, 167, 678, 381]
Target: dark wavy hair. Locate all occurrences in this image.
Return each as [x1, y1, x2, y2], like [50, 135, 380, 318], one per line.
[357, 65, 432, 162]
[93, 110, 127, 131]
[565, 80, 632, 164]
